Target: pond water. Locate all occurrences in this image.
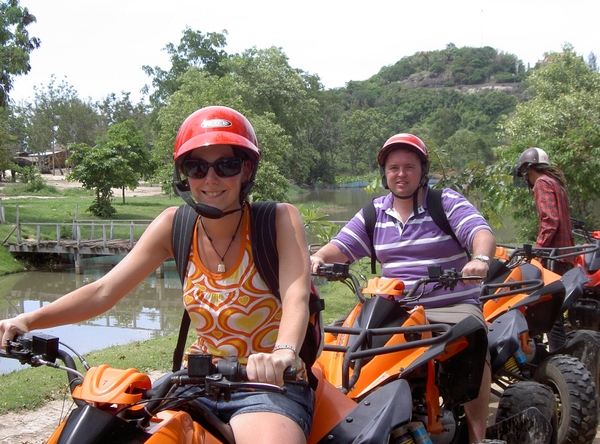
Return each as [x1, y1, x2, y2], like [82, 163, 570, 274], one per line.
[0, 186, 516, 375]
[0, 257, 183, 375]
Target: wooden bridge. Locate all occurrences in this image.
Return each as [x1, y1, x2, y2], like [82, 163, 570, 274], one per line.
[2, 215, 156, 274]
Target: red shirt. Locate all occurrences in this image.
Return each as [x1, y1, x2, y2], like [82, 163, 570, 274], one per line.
[532, 175, 575, 265]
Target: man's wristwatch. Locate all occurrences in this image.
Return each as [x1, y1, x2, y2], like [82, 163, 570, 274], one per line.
[473, 254, 490, 265]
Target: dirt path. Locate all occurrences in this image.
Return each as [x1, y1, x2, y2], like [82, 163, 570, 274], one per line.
[0, 173, 165, 199]
[0, 371, 163, 444]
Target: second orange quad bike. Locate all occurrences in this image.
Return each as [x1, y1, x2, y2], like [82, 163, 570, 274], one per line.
[314, 262, 555, 444]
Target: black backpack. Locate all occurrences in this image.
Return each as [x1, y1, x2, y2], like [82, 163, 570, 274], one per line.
[362, 188, 470, 274]
[171, 201, 324, 389]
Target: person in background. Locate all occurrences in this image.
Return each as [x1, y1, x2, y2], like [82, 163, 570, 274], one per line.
[310, 133, 496, 444]
[516, 147, 575, 275]
[516, 147, 574, 351]
[0, 105, 314, 444]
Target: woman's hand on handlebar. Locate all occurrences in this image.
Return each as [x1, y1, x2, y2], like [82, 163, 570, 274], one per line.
[246, 351, 295, 387]
[0, 316, 29, 351]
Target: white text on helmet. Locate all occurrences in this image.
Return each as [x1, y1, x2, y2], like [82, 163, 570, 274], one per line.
[201, 119, 232, 128]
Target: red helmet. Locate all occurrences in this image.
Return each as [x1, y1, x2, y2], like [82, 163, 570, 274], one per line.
[173, 106, 260, 163]
[378, 133, 429, 173]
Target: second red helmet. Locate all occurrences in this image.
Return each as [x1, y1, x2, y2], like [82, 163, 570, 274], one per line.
[377, 133, 429, 173]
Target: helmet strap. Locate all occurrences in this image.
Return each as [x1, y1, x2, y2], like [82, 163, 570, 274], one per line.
[172, 166, 244, 219]
[521, 166, 534, 190]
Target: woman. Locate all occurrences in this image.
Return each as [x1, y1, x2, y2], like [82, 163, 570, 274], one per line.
[0, 106, 314, 443]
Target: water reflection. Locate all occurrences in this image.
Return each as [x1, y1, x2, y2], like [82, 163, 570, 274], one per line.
[0, 256, 183, 375]
[291, 187, 386, 222]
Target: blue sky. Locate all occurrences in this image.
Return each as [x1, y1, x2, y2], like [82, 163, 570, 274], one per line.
[11, 0, 600, 104]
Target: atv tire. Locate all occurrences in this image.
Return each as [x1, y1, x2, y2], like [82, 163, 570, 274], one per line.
[496, 381, 557, 444]
[563, 329, 600, 398]
[533, 354, 598, 444]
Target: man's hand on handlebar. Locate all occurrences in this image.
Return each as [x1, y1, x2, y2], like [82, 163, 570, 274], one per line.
[310, 255, 325, 274]
[461, 259, 489, 283]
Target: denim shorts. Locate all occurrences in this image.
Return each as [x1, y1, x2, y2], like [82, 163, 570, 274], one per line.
[176, 381, 314, 438]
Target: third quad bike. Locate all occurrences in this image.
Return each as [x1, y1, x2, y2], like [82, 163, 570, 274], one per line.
[482, 246, 599, 444]
[314, 263, 556, 444]
[570, 217, 600, 330]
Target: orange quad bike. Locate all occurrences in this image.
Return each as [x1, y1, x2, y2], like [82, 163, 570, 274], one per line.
[482, 244, 599, 444]
[314, 262, 554, 444]
[1, 331, 417, 444]
[570, 217, 600, 331]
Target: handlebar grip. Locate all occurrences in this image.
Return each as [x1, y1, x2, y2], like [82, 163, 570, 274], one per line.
[283, 366, 297, 380]
[238, 366, 297, 381]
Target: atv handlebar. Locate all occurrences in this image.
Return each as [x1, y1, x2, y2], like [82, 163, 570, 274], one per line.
[571, 217, 600, 244]
[1, 333, 297, 421]
[313, 262, 366, 303]
[313, 263, 484, 304]
[498, 242, 599, 264]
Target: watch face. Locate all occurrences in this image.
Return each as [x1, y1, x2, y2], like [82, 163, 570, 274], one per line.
[476, 255, 490, 263]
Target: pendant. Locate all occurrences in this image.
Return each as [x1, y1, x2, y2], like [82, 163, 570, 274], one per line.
[217, 262, 226, 273]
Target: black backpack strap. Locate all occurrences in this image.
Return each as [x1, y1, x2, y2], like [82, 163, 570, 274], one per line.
[250, 201, 280, 298]
[171, 205, 198, 372]
[427, 189, 454, 240]
[251, 201, 322, 389]
[427, 188, 471, 259]
[362, 199, 377, 274]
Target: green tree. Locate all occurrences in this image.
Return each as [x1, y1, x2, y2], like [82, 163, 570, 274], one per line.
[152, 68, 291, 201]
[0, 107, 18, 174]
[498, 44, 600, 229]
[20, 76, 100, 159]
[150, 43, 323, 195]
[444, 129, 493, 170]
[142, 28, 229, 109]
[338, 109, 392, 175]
[0, 0, 40, 106]
[103, 120, 154, 203]
[223, 46, 322, 183]
[68, 121, 154, 216]
[67, 143, 122, 217]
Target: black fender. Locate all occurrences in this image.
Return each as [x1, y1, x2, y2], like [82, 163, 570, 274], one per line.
[511, 281, 564, 337]
[317, 378, 412, 444]
[56, 404, 151, 444]
[488, 310, 529, 373]
[402, 314, 488, 407]
[559, 266, 587, 313]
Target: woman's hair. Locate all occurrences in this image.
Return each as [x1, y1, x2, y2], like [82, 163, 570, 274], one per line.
[531, 164, 567, 188]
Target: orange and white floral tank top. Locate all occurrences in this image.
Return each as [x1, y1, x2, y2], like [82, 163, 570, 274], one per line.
[182, 206, 307, 381]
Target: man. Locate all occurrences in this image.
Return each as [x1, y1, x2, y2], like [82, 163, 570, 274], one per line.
[516, 147, 574, 351]
[310, 133, 496, 444]
[516, 147, 575, 275]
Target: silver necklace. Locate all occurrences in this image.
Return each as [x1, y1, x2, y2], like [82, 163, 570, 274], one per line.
[200, 211, 244, 273]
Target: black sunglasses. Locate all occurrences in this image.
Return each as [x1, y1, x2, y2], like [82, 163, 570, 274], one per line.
[181, 157, 244, 179]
